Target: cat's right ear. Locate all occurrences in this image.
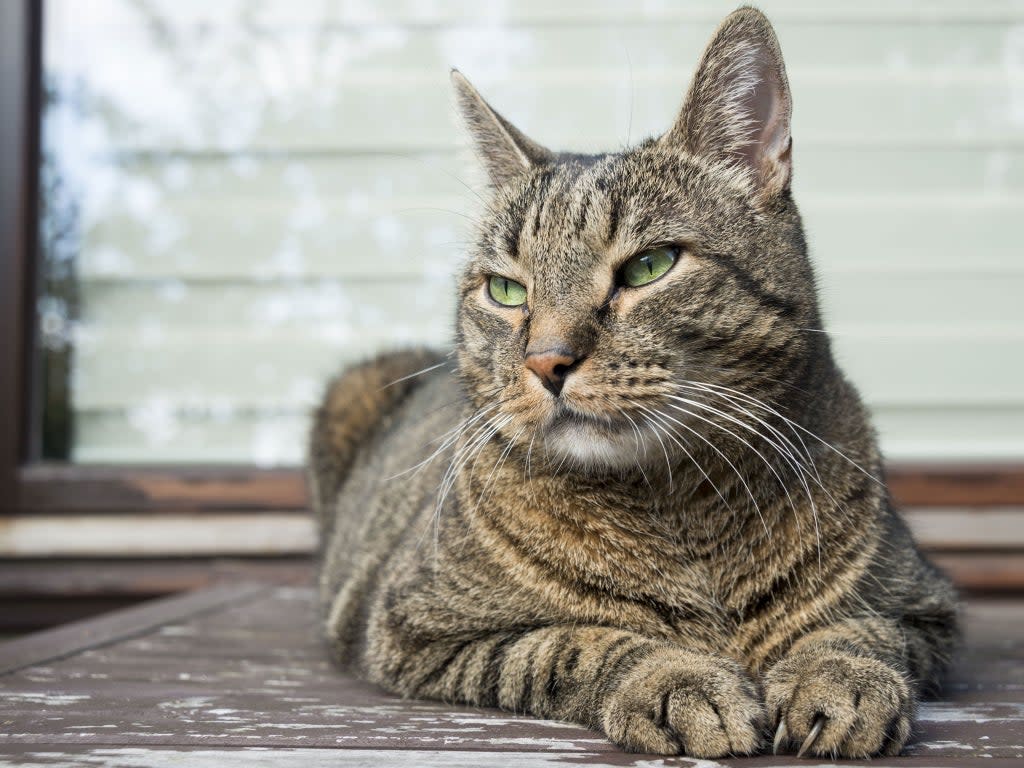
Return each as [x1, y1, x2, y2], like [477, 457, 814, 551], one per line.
[451, 69, 554, 188]
[660, 8, 793, 198]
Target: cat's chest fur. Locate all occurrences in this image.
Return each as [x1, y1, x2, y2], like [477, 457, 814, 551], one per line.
[447, 437, 808, 652]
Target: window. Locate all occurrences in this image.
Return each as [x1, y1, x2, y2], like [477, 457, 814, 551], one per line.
[2, 1, 1023, 588]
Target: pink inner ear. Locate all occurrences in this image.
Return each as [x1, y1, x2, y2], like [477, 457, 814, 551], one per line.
[738, 49, 792, 192]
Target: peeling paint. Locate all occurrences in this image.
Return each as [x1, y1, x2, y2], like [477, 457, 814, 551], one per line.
[0, 747, 649, 768]
[3, 694, 90, 705]
[914, 740, 975, 750]
[918, 702, 1024, 723]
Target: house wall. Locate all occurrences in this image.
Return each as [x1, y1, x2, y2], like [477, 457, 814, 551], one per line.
[42, 0, 1024, 463]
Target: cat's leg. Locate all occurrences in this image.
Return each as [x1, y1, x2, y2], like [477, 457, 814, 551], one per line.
[368, 625, 766, 757]
[764, 613, 957, 758]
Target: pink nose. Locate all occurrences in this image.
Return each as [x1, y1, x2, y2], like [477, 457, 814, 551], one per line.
[524, 349, 579, 396]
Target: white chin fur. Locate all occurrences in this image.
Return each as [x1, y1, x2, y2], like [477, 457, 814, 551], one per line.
[542, 422, 652, 470]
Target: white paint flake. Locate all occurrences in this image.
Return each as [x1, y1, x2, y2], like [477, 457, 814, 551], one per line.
[3, 694, 90, 705]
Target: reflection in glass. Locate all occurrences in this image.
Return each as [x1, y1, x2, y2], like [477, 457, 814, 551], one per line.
[39, 1, 476, 464]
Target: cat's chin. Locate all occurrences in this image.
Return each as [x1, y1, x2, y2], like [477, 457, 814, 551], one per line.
[541, 415, 652, 471]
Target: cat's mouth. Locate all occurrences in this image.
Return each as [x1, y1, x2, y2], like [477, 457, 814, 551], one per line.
[538, 402, 650, 467]
[548, 403, 627, 435]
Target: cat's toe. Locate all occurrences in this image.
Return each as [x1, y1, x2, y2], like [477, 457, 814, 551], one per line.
[603, 651, 766, 757]
[767, 653, 914, 758]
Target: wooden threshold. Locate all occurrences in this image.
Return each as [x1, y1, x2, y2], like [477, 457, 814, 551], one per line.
[2, 507, 1022, 556]
[0, 512, 315, 556]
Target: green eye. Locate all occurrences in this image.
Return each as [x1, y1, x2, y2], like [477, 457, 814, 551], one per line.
[488, 275, 528, 307]
[622, 246, 678, 287]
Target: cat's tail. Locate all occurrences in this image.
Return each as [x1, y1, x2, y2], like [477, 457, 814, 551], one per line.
[307, 348, 448, 538]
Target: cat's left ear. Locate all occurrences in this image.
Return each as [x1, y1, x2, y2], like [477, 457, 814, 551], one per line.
[451, 69, 554, 188]
[660, 8, 793, 198]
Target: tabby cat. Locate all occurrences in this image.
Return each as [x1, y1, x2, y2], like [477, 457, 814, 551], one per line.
[309, 7, 958, 759]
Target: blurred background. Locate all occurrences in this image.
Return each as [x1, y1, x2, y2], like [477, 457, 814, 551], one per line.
[2, 0, 1023, 635]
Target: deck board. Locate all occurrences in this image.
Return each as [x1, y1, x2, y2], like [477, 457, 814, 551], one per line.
[1, 585, 1022, 766]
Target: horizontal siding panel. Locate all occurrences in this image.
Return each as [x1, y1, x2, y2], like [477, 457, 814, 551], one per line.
[76, 272, 1024, 333]
[71, 405, 1024, 465]
[793, 148, 1024, 195]
[874, 406, 1024, 461]
[73, 412, 306, 465]
[817, 272, 1024, 329]
[831, 336, 1024, 405]
[52, 0, 1024, 28]
[70, 333, 1022, 410]
[51, 20, 1024, 78]
[79, 196, 1024, 279]
[80, 201, 467, 280]
[77, 280, 459, 331]
[65, 77, 1024, 153]
[72, 148, 1024, 211]
[71, 334, 449, 411]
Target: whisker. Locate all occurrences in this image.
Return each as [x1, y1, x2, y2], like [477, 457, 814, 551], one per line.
[665, 389, 819, 526]
[663, 397, 796, 523]
[674, 383, 831, 555]
[419, 411, 510, 551]
[614, 405, 653, 490]
[436, 415, 512, 547]
[635, 405, 733, 513]
[641, 406, 674, 490]
[674, 382, 817, 475]
[637, 402, 769, 537]
[377, 361, 449, 390]
[683, 378, 882, 486]
[475, 425, 526, 511]
[668, 383, 837, 568]
[388, 400, 501, 480]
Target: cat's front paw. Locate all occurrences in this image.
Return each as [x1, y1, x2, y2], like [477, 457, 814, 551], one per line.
[766, 652, 914, 758]
[602, 651, 766, 757]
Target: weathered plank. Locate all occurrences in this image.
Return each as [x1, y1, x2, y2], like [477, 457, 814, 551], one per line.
[0, 583, 268, 675]
[0, 745, 1021, 768]
[0, 586, 1022, 764]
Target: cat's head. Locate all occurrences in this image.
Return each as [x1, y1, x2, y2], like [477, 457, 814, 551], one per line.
[452, 7, 825, 472]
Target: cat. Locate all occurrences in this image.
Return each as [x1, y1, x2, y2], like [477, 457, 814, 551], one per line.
[308, 6, 958, 759]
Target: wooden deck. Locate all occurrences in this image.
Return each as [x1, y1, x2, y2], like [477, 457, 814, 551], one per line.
[0, 584, 1022, 767]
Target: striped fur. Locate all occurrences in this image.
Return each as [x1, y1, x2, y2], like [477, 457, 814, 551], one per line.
[309, 7, 958, 759]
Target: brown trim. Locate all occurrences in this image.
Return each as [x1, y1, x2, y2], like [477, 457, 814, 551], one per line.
[0, 1, 42, 502]
[9, 463, 1024, 515]
[930, 552, 1024, 593]
[15, 464, 307, 512]
[888, 464, 1024, 508]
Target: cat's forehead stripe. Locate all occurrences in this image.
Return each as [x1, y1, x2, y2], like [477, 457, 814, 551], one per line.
[512, 162, 619, 258]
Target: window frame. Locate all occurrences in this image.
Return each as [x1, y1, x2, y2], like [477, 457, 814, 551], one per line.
[1, 0, 1023, 572]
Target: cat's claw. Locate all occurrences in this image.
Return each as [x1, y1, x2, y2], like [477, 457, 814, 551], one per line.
[796, 714, 827, 758]
[772, 720, 788, 755]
